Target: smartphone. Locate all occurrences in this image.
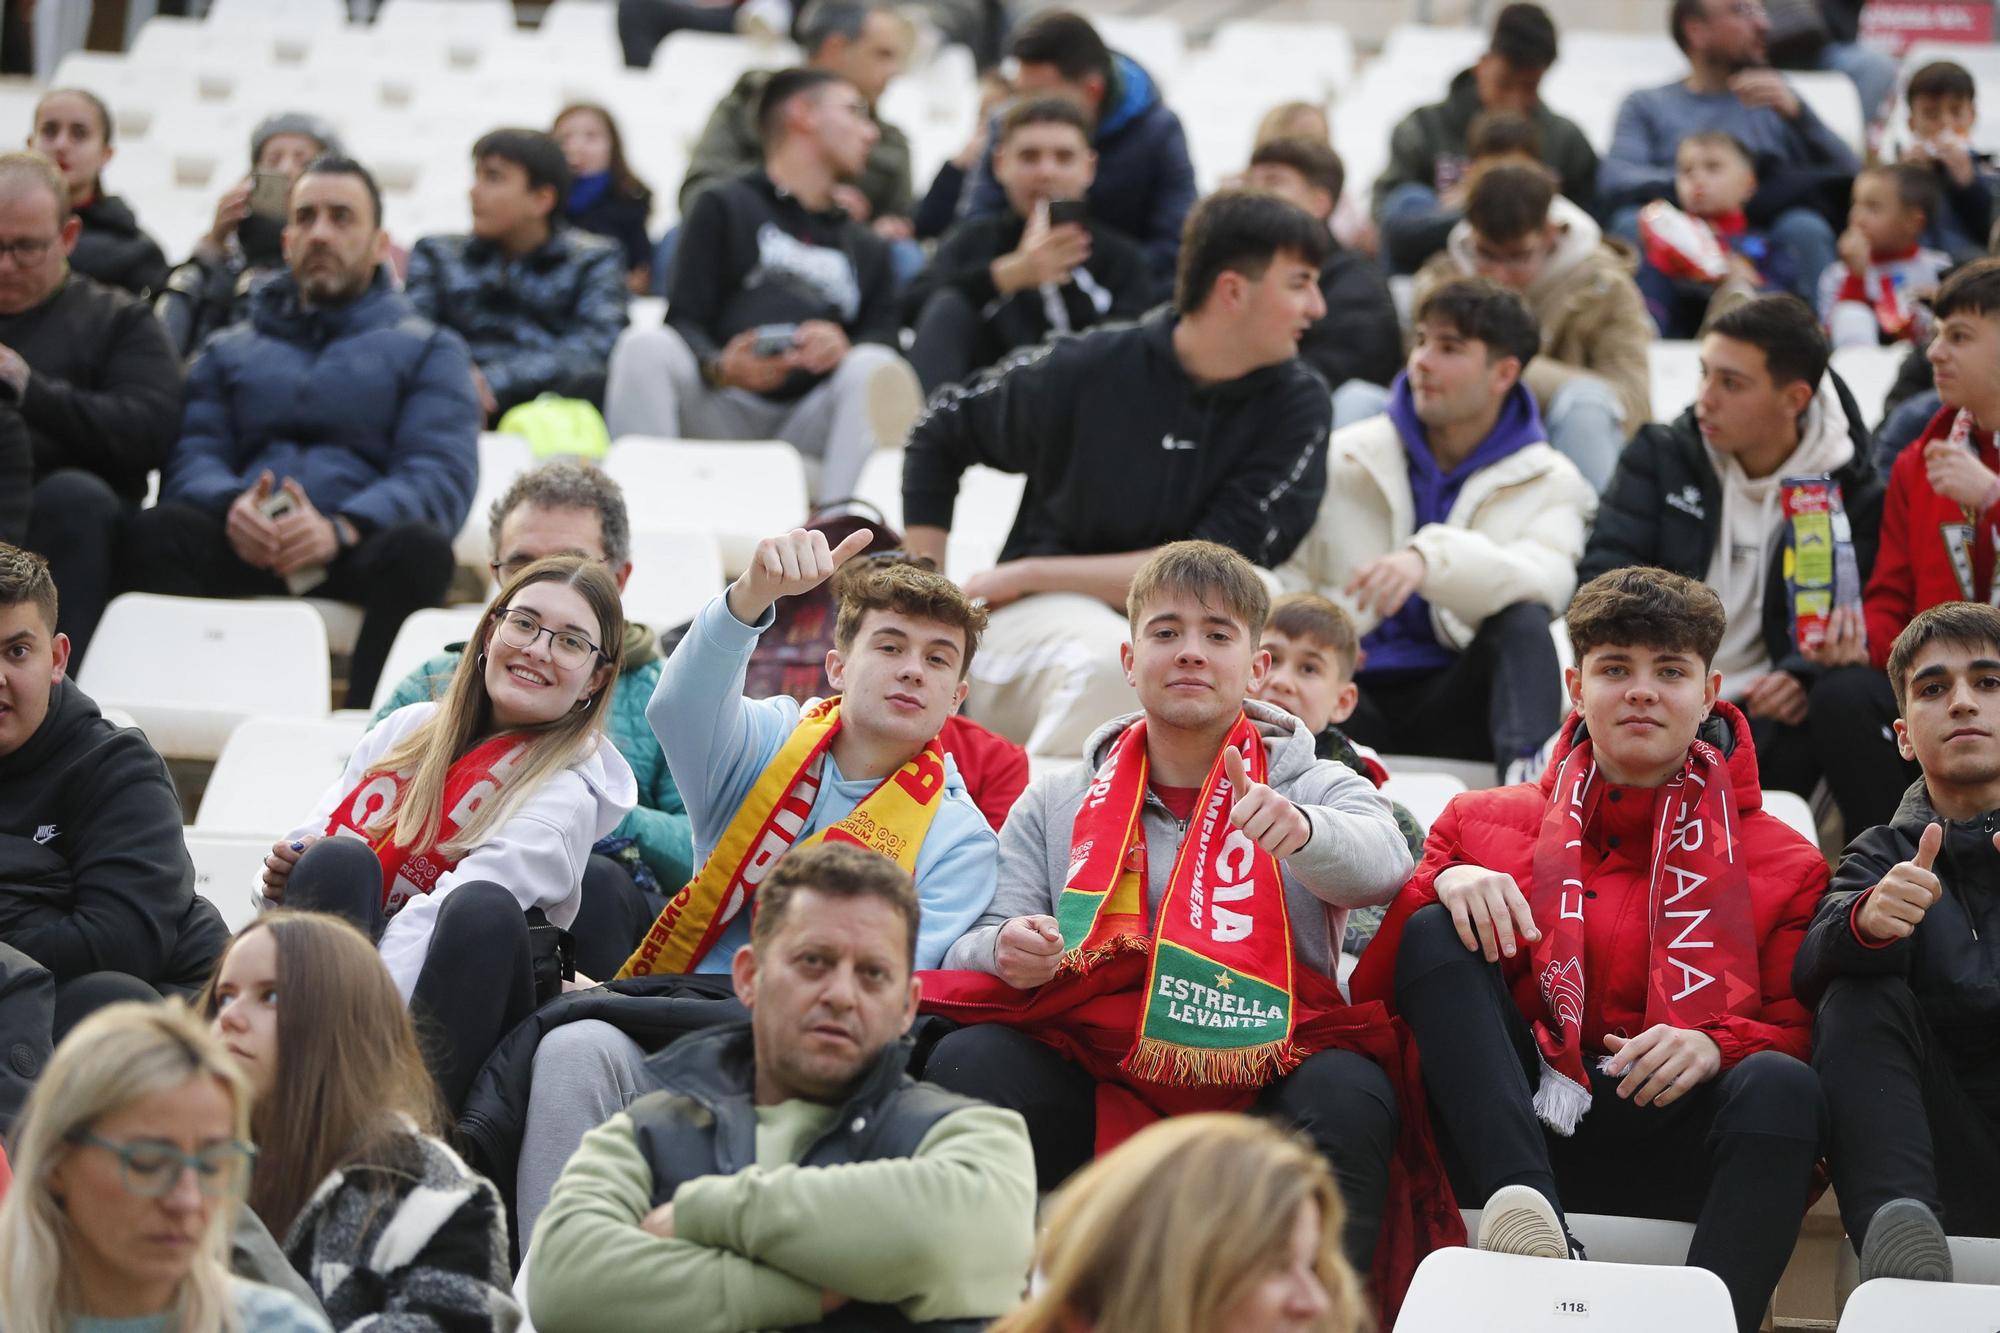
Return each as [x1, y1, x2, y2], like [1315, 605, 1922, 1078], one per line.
[1047, 198, 1087, 228]
[259, 489, 296, 522]
[248, 171, 291, 220]
[751, 323, 799, 359]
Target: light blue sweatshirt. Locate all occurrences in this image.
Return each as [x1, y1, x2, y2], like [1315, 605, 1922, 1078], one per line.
[645, 593, 998, 972]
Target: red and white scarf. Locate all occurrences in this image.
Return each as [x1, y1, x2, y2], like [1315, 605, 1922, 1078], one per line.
[1526, 731, 1760, 1133]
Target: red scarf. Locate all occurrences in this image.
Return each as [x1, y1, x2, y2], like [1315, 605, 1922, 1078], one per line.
[322, 733, 527, 916]
[1833, 244, 1924, 339]
[1526, 730, 1760, 1133]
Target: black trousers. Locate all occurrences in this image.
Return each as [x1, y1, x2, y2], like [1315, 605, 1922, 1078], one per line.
[617, 0, 736, 66]
[1745, 710, 1821, 803]
[28, 468, 130, 665]
[571, 853, 666, 980]
[1813, 974, 2000, 1249]
[121, 500, 455, 708]
[1808, 666, 1920, 836]
[1345, 601, 1564, 780]
[908, 287, 991, 397]
[921, 1022, 1399, 1274]
[1393, 904, 1825, 1333]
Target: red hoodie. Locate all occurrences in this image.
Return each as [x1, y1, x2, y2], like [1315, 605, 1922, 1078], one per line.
[1350, 702, 1827, 1069]
[1865, 404, 2000, 669]
[937, 715, 1029, 831]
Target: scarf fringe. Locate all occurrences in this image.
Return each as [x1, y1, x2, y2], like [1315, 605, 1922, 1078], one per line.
[1121, 1036, 1306, 1089]
[1532, 1053, 1592, 1137]
[1056, 934, 1150, 980]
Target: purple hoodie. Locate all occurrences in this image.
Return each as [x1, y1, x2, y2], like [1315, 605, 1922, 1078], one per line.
[1359, 372, 1547, 675]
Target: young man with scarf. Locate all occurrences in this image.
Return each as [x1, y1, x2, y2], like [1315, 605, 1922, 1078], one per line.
[505, 525, 998, 1246]
[1803, 258, 2000, 835]
[1794, 602, 2000, 1283]
[1350, 566, 1828, 1333]
[923, 540, 1419, 1280]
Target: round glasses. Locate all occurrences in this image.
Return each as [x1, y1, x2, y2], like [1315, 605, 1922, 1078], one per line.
[72, 1132, 257, 1199]
[494, 608, 604, 670]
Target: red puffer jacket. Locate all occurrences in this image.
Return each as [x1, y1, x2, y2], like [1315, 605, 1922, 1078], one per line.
[1864, 404, 2000, 670]
[1350, 702, 1827, 1068]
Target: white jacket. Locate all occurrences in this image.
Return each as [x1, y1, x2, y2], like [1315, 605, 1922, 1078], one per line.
[1278, 412, 1599, 651]
[262, 703, 638, 1001]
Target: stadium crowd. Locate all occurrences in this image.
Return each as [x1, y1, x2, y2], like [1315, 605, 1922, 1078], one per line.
[1, 0, 2000, 1328]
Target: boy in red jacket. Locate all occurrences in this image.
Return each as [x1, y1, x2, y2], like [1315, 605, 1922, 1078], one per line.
[1351, 566, 1828, 1333]
[1807, 257, 2000, 833]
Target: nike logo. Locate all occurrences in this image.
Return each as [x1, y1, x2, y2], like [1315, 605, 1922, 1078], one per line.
[32, 825, 57, 845]
[1160, 434, 1197, 452]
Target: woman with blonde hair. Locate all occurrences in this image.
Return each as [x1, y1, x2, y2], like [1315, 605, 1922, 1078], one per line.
[992, 1114, 1367, 1333]
[0, 1001, 328, 1332]
[203, 912, 514, 1329]
[258, 555, 637, 1108]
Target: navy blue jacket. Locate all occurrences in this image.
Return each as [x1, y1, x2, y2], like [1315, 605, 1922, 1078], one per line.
[164, 270, 479, 536]
[964, 54, 1195, 289]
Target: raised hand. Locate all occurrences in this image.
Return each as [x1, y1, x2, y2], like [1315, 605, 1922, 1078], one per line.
[725, 527, 876, 625]
[1856, 821, 1946, 943]
[1221, 743, 1312, 859]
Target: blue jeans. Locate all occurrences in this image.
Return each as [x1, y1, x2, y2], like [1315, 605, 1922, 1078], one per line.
[1613, 204, 1834, 304]
[1332, 379, 1392, 432]
[1544, 376, 1625, 491]
[1819, 40, 1898, 126]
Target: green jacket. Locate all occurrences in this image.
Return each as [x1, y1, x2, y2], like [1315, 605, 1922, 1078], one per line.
[371, 624, 694, 887]
[1370, 67, 1600, 219]
[678, 70, 914, 221]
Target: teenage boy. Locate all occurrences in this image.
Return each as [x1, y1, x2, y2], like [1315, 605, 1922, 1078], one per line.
[1901, 60, 1997, 264]
[1806, 258, 2000, 835]
[1582, 294, 1883, 799]
[1414, 163, 1652, 490]
[901, 96, 1151, 396]
[1279, 278, 1596, 783]
[901, 189, 1333, 759]
[405, 128, 629, 421]
[1795, 602, 2000, 1282]
[507, 525, 999, 1245]
[1819, 163, 1951, 350]
[927, 540, 1414, 1274]
[526, 841, 1037, 1332]
[1351, 566, 1829, 1333]
[605, 69, 921, 506]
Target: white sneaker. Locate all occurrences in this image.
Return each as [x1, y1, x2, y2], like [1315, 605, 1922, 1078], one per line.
[864, 355, 923, 451]
[1477, 1184, 1570, 1260]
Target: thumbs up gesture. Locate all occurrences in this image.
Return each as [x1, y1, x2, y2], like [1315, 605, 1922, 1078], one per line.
[727, 527, 877, 625]
[1857, 822, 1947, 944]
[1222, 742, 1312, 860]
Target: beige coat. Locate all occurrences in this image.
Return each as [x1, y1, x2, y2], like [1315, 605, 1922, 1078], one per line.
[1278, 410, 1599, 651]
[1415, 195, 1655, 431]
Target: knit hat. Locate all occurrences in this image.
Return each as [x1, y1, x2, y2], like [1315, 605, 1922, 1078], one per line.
[250, 112, 343, 167]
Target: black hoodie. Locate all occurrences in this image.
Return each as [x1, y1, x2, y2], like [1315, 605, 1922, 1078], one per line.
[901, 309, 1331, 566]
[0, 679, 225, 991]
[70, 193, 170, 301]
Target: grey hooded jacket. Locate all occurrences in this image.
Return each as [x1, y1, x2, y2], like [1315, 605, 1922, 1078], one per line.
[942, 699, 1413, 979]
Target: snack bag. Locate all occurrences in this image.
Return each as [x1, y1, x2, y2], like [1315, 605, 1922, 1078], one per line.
[1639, 200, 1730, 284]
[1781, 475, 1862, 651]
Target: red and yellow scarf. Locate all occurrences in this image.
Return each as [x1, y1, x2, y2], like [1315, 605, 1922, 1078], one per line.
[322, 733, 528, 916]
[617, 697, 948, 978]
[1057, 712, 1302, 1087]
[1527, 731, 1760, 1133]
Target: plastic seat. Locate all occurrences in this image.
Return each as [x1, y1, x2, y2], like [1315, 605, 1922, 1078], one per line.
[1789, 69, 1866, 158]
[620, 528, 726, 634]
[455, 432, 537, 570]
[194, 714, 369, 837]
[184, 831, 272, 935]
[1830, 344, 1904, 432]
[1378, 754, 1497, 791]
[370, 605, 486, 711]
[1837, 1277, 2000, 1329]
[1377, 771, 1466, 829]
[1763, 789, 1819, 845]
[1649, 340, 1702, 424]
[1836, 1233, 2000, 1308]
[851, 449, 1023, 584]
[604, 437, 809, 575]
[79, 594, 331, 760]
[1395, 1243, 1734, 1331]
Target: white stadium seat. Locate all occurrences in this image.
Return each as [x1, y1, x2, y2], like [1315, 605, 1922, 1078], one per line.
[1836, 1233, 2000, 1305]
[1838, 1278, 2000, 1330]
[456, 432, 537, 570]
[1763, 789, 1820, 845]
[1378, 771, 1466, 829]
[79, 594, 331, 760]
[852, 450, 1024, 585]
[370, 605, 487, 712]
[605, 437, 809, 576]
[195, 714, 369, 838]
[619, 527, 727, 633]
[1396, 1244, 1735, 1331]
[1649, 340, 1701, 425]
[185, 831, 272, 935]
[1830, 344, 1904, 432]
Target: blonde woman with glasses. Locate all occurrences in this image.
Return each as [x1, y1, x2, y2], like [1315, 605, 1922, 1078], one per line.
[991, 1114, 1367, 1333]
[257, 555, 636, 1110]
[0, 1001, 328, 1332]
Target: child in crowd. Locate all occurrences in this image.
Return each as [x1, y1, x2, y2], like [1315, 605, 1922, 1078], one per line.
[1640, 131, 1786, 337]
[552, 103, 653, 293]
[1250, 592, 1428, 954]
[205, 913, 515, 1329]
[1820, 162, 1952, 348]
[27, 87, 169, 299]
[1901, 60, 1997, 263]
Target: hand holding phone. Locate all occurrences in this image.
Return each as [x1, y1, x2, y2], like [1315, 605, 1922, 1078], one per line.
[248, 172, 291, 220]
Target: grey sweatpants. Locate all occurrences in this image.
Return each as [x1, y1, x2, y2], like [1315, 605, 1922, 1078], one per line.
[515, 1019, 657, 1248]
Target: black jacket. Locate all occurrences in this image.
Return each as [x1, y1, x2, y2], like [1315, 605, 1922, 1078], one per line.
[565, 187, 654, 276]
[899, 211, 1152, 366]
[1794, 779, 2000, 1102]
[70, 193, 170, 300]
[0, 679, 226, 989]
[3, 272, 183, 500]
[1579, 370, 1883, 688]
[901, 309, 1331, 567]
[0, 942, 50, 1135]
[1299, 244, 1403, 392]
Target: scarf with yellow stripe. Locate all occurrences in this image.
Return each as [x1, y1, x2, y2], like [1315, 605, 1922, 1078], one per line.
[617, 697, 948, 977]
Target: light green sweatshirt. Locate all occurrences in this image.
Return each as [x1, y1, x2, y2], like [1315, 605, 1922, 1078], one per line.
[525, 1098, 1036, 1333]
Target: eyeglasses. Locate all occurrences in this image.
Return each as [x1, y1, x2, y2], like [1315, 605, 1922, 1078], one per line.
[0, 236, 56, 267]
[494, 608, 604, 669]
[490, 552, 607, 584]
[70, 1132, 256, 1199]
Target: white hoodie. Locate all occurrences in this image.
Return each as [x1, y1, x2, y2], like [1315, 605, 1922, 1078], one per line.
[260, 702, 638, 1001]
[1705, 377, 1856, 699]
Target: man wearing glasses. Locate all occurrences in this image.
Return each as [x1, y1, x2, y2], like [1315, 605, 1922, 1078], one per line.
[121, 155, 478, 707]
[603, 67, 922, 506]
[0, 151, 181, 669]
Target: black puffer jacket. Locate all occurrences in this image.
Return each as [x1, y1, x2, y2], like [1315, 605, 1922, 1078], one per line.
[70, 193, 170, 300]
[1579, 369, 1883, 689]
[1794, 779, 2000, 1103]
